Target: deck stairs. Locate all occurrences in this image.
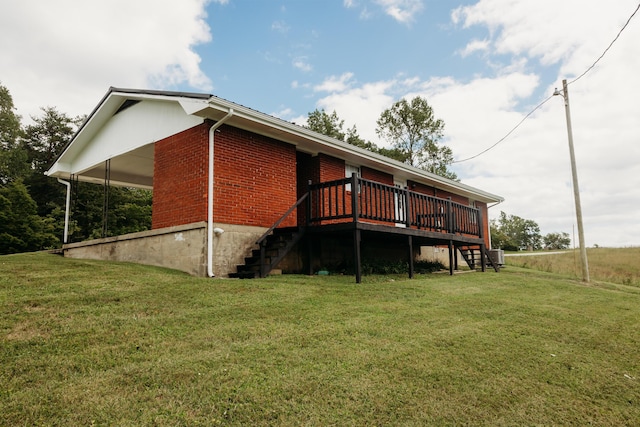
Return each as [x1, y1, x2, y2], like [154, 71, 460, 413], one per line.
[459, 246, 500, 272]
[230, 227, 305, 279]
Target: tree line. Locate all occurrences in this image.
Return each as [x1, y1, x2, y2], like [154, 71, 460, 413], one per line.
[0, 83, 152, 255]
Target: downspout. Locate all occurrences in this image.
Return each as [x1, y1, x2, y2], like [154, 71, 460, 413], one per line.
[207, 109, 234, 277]
[57, 178, 71, 244]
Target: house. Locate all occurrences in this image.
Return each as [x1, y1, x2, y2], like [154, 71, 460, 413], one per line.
[46, 87, 504, 282]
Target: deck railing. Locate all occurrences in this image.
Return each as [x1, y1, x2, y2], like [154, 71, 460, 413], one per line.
[308, 175, 483, 239]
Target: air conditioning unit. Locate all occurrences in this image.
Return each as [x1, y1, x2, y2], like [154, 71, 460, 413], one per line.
[488, 249, 505, 266]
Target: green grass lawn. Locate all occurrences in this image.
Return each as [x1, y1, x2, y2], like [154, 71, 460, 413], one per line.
[2, 253, 639, 426]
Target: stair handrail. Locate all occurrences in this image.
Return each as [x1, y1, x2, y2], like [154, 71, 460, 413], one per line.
[256, 192, 309, 246]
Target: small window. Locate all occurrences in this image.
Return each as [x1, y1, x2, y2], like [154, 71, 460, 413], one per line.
[345, 164, 360, 179]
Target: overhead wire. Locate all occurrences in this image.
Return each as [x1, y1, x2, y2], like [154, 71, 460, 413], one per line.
[452, 1, 640, 164]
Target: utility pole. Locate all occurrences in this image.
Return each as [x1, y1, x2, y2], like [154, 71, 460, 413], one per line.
[554, 79, 590, 282]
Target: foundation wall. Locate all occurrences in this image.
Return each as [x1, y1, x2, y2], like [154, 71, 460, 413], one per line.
[62, 222, 269, 278]
[63, 222, 208, 276]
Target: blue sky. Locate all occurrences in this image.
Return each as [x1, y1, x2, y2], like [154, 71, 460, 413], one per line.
[1, 0, 639, 247]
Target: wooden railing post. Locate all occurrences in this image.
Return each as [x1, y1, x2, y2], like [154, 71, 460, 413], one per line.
[351, 173, 359, 223]
[446, 197, 453, 234]
[404, 187, 412, 227]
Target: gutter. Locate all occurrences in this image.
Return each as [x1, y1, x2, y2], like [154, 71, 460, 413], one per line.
[57, 179, 71, 244]
[207, 109, 234, 277]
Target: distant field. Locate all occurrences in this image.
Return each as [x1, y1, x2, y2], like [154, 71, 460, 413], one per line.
[505, 247, 640, 287]
[2, 253, 639, 426]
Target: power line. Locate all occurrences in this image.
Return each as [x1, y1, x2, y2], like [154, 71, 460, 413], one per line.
[568, 1, 640, 86]
[453, 2, 640, 164]
[452, 95, 553, 163]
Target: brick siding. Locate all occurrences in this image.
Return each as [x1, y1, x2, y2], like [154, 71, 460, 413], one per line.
[152, 123, 297, 229]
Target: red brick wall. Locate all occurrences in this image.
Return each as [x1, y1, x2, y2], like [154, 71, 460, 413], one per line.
[152, 123, 209, 229]
[318, 154, 345, 182]
[153, 123, 297, 229]
[213, 125, 297, 227]
[361, 166, 393, 185]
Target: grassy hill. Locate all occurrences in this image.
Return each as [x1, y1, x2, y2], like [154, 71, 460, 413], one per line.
[2, 253, 639, 425]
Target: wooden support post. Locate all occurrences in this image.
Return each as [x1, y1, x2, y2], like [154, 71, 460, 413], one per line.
[259, 241, 266, 278]
[448, 240, 454, 276]
[454, 245, 459, 270]
[306, 179, 314, 276]
[354, 228, 362, 283]
[480, 244, 487, 272]
[408, 235, 414, 279]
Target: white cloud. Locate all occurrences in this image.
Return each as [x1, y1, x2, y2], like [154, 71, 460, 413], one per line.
[375, 0, 424, 24]
[312, 1, 640, 247]
[458, 38, 490, 57]
[0, 0, 213, 120]
[314, 73, 356, 93]
[293, 57, 313, 72]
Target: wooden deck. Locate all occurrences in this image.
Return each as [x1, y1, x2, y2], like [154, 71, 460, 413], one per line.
[234, 175, 497, 282]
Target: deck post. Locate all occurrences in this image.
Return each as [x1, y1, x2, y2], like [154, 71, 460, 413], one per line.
[306, 179, 313, 276]
[404, 187, 412, 227]
[259, 241, 266, 278]
[351, 173, 359, 223]
[480, 244, 487, 272]
[448, 240, 454, 276]
[454, 245, 459, 270]
[408, 235, 414, 279]
[446, 197, 453, 234]
[354, 228, 362, 283]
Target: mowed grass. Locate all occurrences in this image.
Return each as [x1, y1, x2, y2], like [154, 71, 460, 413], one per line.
[1, 253, 639, 426]
[505, 247, 640, 287]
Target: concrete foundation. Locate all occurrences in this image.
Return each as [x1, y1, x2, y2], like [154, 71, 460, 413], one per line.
[63, 222, 208, 276]
[62, 222, 267, 278]
[209, 223, 267, 277]
[61, 223, 469, 277]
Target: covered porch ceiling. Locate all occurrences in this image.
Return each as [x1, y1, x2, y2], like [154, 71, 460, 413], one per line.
[76, 143, 155, 189]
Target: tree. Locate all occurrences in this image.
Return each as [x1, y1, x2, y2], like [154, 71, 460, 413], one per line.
[21, 107, 79, 173]
[19, 107, 81, 219]
[0, 83, 27, 184]
[376, 96, 457, 180]
[490, 211, 542, 251]
[307, 109, 412, 162]
[307, 109, 346, 141]
[0, 179, 58, 254]
[0, 83, 21, 147]
[543, 232, 571, 250]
